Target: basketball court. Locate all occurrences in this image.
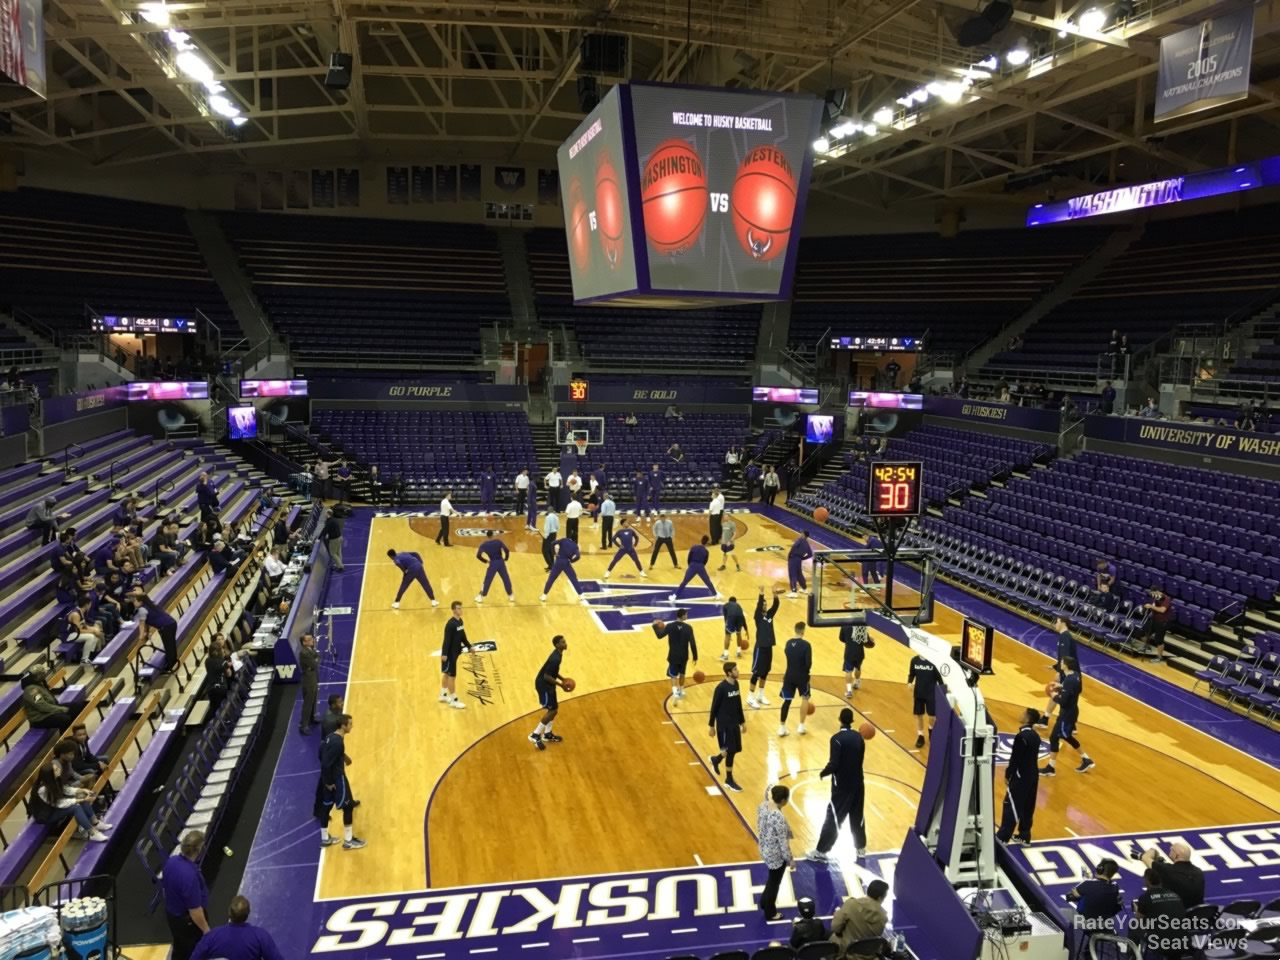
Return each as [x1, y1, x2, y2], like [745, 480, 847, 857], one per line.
[239, 503, 1280, 959]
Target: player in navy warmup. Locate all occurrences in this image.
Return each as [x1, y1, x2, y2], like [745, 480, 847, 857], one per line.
[314, 714, 365, 850]
[839, 622, 874, 698]
[525, 481, 540, 531]
[708, 662, 746, 793]
[604, 517, 645, 579]
[787, 532, 813, 597]
[541, 536, 589, 604]
[747, 585, 781, 708]
[908, 652, 943, 748]
[530, 635, 570, 750]
[479, 467, 497, 515]
[1043, 617, 1077, 726]
[671, 535, 720, 601]
[653, 608, 698, 700]
[1041, 658, 1094, 776]
[997, 707, 1043, 844]
[474, 535, 514, 604]
[720, 594, 747, 660]
[778, 622, 813, 737]
[388, 549, 438, 609]
[807, 707, 868, 861]
[439, 602, 473, 709]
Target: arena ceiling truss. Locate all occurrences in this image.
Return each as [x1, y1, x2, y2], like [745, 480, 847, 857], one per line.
[3, 0, 1279, 209]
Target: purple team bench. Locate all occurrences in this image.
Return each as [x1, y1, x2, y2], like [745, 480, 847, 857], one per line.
[4, 463, 240, 651]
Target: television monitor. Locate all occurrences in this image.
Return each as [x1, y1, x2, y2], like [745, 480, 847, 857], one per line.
[126, 381, 210, 401]
[241, 379, 308, 398]
[227, 405, 257, 440]
[805, 414, 835, 444]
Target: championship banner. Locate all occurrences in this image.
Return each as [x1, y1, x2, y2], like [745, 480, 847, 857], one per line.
[336, 168, 360, 207]
[234, 172, 258, 211]
[287, 170, 310, 209]
[411, 165, 434, 203]
[436, 165, 458, 202]
[386, 166, 409, 205]
[924, 396, 1063, 433]
[459, 163, 482, 201]
[1156, 7, 1254, 122]
[260, 170, 284, 210]
[311, 169, 336, 208]
[0, 0, 45, 98]
[536, 168, 559, 204]
[1085, 415, 1280, 465]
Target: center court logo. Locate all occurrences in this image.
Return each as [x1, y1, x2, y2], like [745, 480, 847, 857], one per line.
[583, 583, 725, 632]
[993, 732, 1051, 765]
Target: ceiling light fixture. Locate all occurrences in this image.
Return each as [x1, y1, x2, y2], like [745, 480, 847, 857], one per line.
[1006, 45, 1031, 65]
[1079, 7, 1108, 32]
[873, 107, 894, 125]
[862, 124, 878, 136]
[940, 82, 965, 103]
[813, 137, 830, 153]
[139, 2, 170, 25]
[977, 55, 999, 69]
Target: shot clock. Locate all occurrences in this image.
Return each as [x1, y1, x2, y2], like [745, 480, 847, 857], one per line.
[866, 461, 924, 518]
[568, 379, 589, 402]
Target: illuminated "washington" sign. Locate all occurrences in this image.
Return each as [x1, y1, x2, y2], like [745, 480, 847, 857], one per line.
[1027, 154, 1280, 226]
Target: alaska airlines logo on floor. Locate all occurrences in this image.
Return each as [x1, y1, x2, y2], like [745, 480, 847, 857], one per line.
[462, 651, 501, 706]
[581, 583, 726, 632]
[993, 732, 1052, 765]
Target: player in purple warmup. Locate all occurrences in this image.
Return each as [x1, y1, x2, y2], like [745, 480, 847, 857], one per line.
[633, 469, 649, 521]
[604, 517, 645, 579]
[474, 535, 514, 604]
[672, 535, 720, 601]
[388, 549, 438, 609]
[479, 468, 497, 515]
[787, 532, 813, 597]
[540, 537, 588, 604]
[647, 464, 664, 517]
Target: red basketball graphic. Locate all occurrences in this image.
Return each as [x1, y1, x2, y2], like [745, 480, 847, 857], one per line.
[595, 152, 625, 269]
[567, 176, 592, 273]
[731, 146, 797, 262]
[641, 138, 707, 255]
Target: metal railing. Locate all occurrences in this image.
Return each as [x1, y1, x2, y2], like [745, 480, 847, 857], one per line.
[104, 458, 128, 490]
[62, 443, 84, 481]
[153, 478, 175, 509]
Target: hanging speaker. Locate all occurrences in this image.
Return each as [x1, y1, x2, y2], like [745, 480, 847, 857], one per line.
[581, 34, 628, 74]
[955, 0, 1013, 45]
[577, 75, 599, 113]
[822, 89, 849, 125]
[324, 52, 353, 90]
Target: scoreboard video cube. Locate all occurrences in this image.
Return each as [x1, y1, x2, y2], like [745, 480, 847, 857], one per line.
[557, 83, 822, 308]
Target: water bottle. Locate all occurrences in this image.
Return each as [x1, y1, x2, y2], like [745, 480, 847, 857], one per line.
[894, 932, 906, 955]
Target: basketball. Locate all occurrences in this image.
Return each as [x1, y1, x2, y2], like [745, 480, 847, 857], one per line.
[860, 722, 876, 740]
[805, 701, 816, 716]
[587, 502, 599, 514]
[693, 670, 706, 683]
[738, 637, 749, 651]
[641, 139, 707, 255]
[813, 506, 829, 523]
[562, 678, 576, 692]
[1045, 682, 1062, 696]
[595, 152, 625, 268]
[653, 619, 665, 631]
[730, 145, 796, 262]
[568, 177, 592, 272]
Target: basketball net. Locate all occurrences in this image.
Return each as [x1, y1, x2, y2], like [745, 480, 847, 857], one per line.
[574, 438, 589, 458]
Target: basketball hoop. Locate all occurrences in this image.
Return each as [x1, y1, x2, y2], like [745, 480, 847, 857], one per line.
[574, 438, 589, 458]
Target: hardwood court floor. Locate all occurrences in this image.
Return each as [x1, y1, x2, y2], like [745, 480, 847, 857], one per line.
[318, 511, 1280, 901]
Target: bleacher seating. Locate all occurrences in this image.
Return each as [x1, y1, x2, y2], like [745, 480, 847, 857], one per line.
[0, 189, 237, 340]
[575, 413, 753, 501]
[788, 227, 1108, 356]
[223, 213, 509, 362]
[309, 409, 537, 502]
[987, 206, 1280, 373]
[1226, 341, 1280, 383]
[525, 230, 760, 369]
[790, 424, 1048, 526]
[900, 451, 1280, 647]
